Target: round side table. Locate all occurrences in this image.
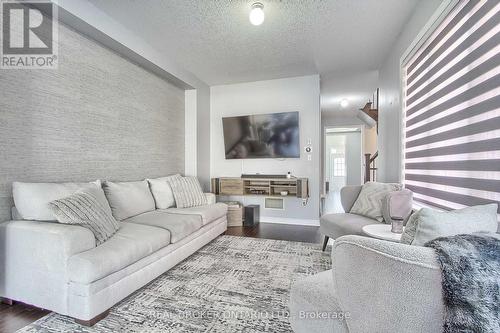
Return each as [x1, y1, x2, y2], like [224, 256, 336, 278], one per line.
[362, 224, 404, 243]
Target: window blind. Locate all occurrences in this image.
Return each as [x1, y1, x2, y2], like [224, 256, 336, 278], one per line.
[403, 0, 500, 214]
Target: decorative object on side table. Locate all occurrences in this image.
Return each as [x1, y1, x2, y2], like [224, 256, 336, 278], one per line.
[362, 224, 404, 242]
[391, 218, 404, 234]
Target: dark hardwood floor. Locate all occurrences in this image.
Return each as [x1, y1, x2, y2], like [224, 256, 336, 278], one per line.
[0, 222, 321, 332]
[226, 222, 322, 243]
[0, 301, 49, 333]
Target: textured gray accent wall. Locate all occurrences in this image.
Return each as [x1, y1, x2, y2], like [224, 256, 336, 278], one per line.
[0, 21, 185, 222]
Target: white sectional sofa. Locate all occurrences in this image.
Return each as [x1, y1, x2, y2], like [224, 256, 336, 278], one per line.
[0, 179, 227, 325]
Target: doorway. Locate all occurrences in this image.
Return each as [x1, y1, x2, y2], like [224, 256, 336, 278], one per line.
[323, 126, 363, 214]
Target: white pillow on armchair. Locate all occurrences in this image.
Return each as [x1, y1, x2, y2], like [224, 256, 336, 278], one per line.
[401, 204, 498, 246]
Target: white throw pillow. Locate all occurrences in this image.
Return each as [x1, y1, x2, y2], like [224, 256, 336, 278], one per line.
[12, 180, 104, 221]
[349, 182, 402, 222]
[103, 180, 156, 220]
[401, 204, 499, 246]
[169, 176, 207, 208]
[147, 174, 182, 209]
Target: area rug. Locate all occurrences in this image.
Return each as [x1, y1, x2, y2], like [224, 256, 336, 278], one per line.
[18, 235, 331, 332]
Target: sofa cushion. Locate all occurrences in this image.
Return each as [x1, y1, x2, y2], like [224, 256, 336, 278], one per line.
[103, 180, 156, 220]
[147, 174, 182, 209]
[49, 190, 120, 245]
[401, 204, 498, 246]
[164, 203, 228, 226]
[289, 270, 349, 333]
[320, 213, 379, 239]
[349, 182, 401, 222]
[123, 210, 202, 243]
[12, 181, 103, 221]
[68, 223, 170, 284]
[169, 176, 207, 208]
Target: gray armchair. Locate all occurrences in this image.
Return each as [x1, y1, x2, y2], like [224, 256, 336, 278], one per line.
[289, 235, 444, 333]
[320, 185, 413, 250]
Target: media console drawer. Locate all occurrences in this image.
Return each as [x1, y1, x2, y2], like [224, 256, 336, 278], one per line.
[218, 178, 244, 195]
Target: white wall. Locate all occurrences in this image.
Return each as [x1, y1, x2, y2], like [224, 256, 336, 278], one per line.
[344, 131, 363, 186]
[185, 90, 197, 177]
[196, 86, 211, 190]
[377, 0, 443, 183]
[210, 75, 321, 225]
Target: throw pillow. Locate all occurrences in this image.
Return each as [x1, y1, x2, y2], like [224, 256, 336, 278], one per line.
[349, 182, 402, 222]
[12, 180, 102, 221]
[147, 174, 182, 209]
[169, 176, 207, 208]
[103, 180, 156, 220]
[400, 210, 421, 245]
[49, 190, 120, 245]
[400, 204, 498, 246]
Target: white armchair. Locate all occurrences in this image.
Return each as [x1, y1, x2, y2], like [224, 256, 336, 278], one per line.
[289, 235, 444, 333]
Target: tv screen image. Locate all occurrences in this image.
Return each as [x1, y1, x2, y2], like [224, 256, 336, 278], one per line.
[222, 111, 300, 159]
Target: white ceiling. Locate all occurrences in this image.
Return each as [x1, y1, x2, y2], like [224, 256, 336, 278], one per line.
[87, 0, 418, 86]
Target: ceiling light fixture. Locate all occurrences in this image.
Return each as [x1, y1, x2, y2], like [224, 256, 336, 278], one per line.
[340, 99, 349, 108]
[249, 2, 265, 26]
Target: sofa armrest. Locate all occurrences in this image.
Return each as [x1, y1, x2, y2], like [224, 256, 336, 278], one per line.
[0, 220, 95, 279]
[332, 235, 444, 333]
[204, 193, 216, 205]
[0, 220, 95, 312]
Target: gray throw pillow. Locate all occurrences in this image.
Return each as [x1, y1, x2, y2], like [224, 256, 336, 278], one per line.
[147, 174, 182, 209]
[400, 204, 499, 246]
[49, 190, 120, 245]
[349, 182, 402, 222]
[169, 176, 207, 208]
[103, 180, 156, 220]
[400, 210, 420, 245]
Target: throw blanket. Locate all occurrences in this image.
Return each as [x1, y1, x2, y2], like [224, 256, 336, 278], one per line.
[425, 234, 500, 333]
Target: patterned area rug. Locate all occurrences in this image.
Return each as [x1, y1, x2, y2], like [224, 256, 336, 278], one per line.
[18, 236, 331, 332]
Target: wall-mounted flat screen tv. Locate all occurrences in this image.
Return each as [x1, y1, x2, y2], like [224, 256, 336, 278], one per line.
[222, 111, 300, 159]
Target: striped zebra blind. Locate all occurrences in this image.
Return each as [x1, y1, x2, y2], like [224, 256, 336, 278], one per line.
[403, 0, 500, 214]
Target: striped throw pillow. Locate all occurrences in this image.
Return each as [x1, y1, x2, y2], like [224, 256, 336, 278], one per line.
[170, 177, 207, 208]
[349, 182, 402, 222]
[49, 190, 120, 245]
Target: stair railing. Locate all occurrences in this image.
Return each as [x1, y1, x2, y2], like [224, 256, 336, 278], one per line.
[364, 151, 378, 183]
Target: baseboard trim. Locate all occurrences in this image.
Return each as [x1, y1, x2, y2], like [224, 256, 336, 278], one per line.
[260, 217, 320, 226]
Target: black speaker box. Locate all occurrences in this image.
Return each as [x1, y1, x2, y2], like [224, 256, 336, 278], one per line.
[244, 205, 260, 226]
